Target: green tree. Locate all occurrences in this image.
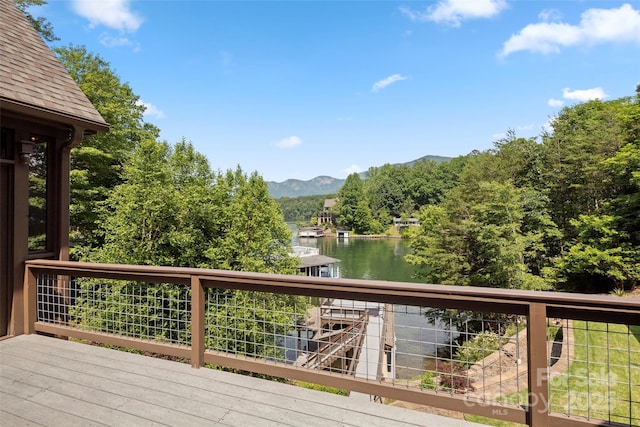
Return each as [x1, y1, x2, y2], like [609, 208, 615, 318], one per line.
[94, 141, 296, 274]
[542, 96, 638, 235]
[408, 180, 549, 290]
[494, 132, 545, 189]
[94, 139, 179, 266]
[15, 0, 58, 41]
[464, 181, 547, 290]
[549, 215, 639, 292]
[408, 157, 465, 208]
[405, 204, 465, 286]
[205, 167, 298, 273]
[334, 173, 376, 234]
[540, 91, 640, 291]
[76, 139, 303, 358]
[365, 164, 410, 221]
[602, 143, 640, 246]
[492, 133, 562, 272]
[548, 135, 640, 292]
[54, 45, 160, 256]
[407, 178, 551, 341]
[277, 194, 329, 222]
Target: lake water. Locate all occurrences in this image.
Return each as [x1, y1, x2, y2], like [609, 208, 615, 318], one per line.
[291, 225, 419, 283]
[291, 226, 455, 379]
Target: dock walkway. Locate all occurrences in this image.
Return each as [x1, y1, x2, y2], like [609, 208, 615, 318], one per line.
[349, 305, 385, 402]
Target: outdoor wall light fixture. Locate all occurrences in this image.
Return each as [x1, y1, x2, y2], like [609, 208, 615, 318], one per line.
[19, 139, 34, 164]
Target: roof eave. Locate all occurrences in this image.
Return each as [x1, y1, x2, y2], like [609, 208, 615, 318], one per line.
[299, 255, 341, 269]
[0, 97, 110, 135]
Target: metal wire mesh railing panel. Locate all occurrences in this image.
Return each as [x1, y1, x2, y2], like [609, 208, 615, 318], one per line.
[204, 290, 388, 379]
[306, 299, 376, 377]
[36, 274, 192, 346]
[393, 306, 527, 406]
[548, 319, 640, 425]
[203, 289, 532, 408]
[204, 289, 309, 364]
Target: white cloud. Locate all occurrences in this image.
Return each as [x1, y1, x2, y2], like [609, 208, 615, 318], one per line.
[562, 87, 608, 102]
[399, 7, 422, 22]
[276, 136, 303, 149]
[493, 124, 534, 141]
[538, 8, 562, 23]
[517, 123, 534, 131]
[501, 22, 583, 55]
[71, 0, 143, 32]
[99, 34, 132, 48]
[545, 87, 607, 109]
[581, 4, 640, 43]
[371, 74, 408, 93]
[500, 3, 640, 56]
[344, 164, 363, 175]
[400, 0, 507, 27]
[548, 98, 564, 107]
[137, 100, 165, 119]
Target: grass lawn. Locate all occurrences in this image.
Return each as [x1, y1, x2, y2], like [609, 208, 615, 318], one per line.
[465, 321, 640, 426]
[548, 321, 640, 425]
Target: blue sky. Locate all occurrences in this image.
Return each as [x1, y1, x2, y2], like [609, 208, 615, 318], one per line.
[38, 0, 640, 182]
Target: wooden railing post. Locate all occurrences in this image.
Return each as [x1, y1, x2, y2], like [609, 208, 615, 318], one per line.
[23, 265, 37, 334]
[191, 275, 205, 368]
[527, 302, 549, 427]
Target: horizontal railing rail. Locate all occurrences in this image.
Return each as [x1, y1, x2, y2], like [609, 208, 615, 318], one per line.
[24, 259, 640, 427]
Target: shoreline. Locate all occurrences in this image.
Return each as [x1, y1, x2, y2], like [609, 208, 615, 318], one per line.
[327, 233, 405, 239]
[314, 227, 408, 239]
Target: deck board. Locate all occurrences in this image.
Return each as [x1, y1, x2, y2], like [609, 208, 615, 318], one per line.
[1, 335, 481, 427]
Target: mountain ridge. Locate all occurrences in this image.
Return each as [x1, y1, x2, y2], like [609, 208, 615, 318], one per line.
[267, 155, 452, 198]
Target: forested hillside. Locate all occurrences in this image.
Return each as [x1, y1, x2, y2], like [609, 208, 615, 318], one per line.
[268, 176, 344, 199]
[278, 194, 332, 222]
[407, 92, 640, 294]
[267, 155, 452, 198]
[326, 90, 640, 293]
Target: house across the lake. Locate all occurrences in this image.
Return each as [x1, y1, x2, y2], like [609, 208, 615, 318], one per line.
[318, 198, 336, 225]
[392, 217, 420, 227]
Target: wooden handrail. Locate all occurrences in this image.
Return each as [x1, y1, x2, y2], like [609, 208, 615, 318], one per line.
[25, 259, 640, 322]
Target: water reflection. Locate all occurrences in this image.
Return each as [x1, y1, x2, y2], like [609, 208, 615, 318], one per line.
[288, 224, 455, 379]
[394, 305, 459, 379]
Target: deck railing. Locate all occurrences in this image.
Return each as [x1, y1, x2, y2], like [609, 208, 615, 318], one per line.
[24, 259, 640, 427]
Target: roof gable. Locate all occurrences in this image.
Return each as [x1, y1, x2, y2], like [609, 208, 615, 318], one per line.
[324, 199, 337, 208]
[0, 0, 108, 132]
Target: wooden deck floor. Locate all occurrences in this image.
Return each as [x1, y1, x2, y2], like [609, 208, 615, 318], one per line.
[1, 334, 482, 427]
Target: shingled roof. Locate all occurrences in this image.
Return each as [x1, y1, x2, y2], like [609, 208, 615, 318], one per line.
[0, 0, 108, 133]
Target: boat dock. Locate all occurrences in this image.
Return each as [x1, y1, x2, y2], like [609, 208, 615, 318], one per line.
[292, 246, 341, 278]
[296, 299, 395, 398]
[298, 227, 325, 238]
[291, 245, 394, 395]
